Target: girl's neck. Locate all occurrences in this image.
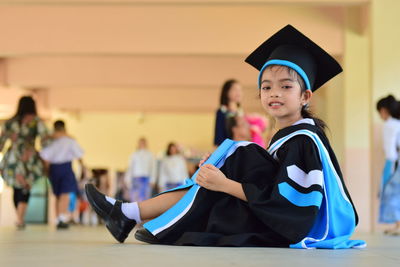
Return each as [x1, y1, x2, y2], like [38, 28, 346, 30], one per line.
[275, 115, 303, 130]
[53, 131, 67, 138]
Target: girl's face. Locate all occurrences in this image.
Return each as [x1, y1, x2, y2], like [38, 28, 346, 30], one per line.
[378, 108, 390, 121]
[169, 145, 178, 155]
[228, 83, 243, 104]
[233, 116, 251, 140]
[260, 66, 311, 127]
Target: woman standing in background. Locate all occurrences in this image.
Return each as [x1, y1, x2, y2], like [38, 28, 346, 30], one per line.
[158, 142, 188, 191]
[214, 79, 268, 147]
[125, 137, 155, 202]
[376, 95, 400, 235]
[0, 96, 50, 229]
[214, 79, 243, 146]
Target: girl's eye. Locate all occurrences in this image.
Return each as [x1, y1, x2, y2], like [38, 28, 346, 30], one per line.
[282, 85, 292, 89]
[261, 86, 271, 90]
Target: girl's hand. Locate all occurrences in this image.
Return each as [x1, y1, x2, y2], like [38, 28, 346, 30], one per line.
[16, 174, 31, 191]
[196, 164, 229, 192]
[198, 153, 211, 167]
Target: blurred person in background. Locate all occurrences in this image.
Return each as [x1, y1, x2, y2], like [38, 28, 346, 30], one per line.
[85, 168, 109, 225]
[214, 79, 268, 148]
[115, 171, 130, 202]
[245, 113, 269, 148]
[214, 79, 243, 146]
[376, 95, 400, 235]
[225, 115, 252, 142]
[0, 96, 50, 229]
[158, 142, 189, 191]
[125, 137, 155, 202]
[40, 120, 84, 229]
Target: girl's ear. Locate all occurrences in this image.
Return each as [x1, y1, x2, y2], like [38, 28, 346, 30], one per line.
[302, 90, 313, 105]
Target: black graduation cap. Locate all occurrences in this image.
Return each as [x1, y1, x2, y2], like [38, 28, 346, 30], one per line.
[245, 24, 342, 91]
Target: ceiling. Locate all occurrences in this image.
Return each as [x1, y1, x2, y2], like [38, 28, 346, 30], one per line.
[0, 0, 369, 113]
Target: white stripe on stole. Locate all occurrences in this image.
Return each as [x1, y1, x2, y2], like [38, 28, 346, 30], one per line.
[268, 129, 350, 203]
[287, 165, 324, 188]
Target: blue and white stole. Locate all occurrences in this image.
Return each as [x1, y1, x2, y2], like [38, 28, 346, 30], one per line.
[268, 129, 366, 249]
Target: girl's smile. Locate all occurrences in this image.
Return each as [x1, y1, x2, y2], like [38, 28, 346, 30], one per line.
[268, 101, 284, 108]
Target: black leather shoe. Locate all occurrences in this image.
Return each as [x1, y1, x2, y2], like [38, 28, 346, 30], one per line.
[134, 228, 161, 244]
[85, 183, 136, 243]
[56, 221, 69, 230]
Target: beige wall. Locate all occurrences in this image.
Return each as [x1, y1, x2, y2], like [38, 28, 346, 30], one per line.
[342, 6, 371, 232]
[52, 110, 216, 167]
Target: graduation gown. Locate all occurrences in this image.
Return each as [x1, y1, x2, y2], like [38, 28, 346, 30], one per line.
[143, 119, 366, 248]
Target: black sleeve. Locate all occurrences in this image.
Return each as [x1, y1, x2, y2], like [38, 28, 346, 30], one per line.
[241, 136, 324, 243]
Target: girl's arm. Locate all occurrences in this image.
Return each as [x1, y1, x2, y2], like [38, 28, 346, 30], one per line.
[196, 164, 247, 202]
[222, 179, 247, 202]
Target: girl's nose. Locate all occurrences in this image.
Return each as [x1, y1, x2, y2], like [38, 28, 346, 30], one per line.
[269, 87, 280, 97]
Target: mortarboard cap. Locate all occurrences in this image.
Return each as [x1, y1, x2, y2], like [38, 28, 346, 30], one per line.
[245, 24, 342, 91]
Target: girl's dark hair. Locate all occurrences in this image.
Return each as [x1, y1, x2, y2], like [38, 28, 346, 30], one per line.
[166, 142, 177, 156]
[219, 79, 240, 107]
[13, 96, 37, 120]
[376, 95, 400, 119]
[289, 67, 327, 132]
[301, 106, 327, 132]
[54, 120, 66, 131]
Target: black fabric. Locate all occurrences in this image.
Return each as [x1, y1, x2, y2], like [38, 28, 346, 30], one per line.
[153, 122, 358, 247]
[156, 143, 290, 247]
[214, 109, 228, 146]
[13, 187, 30, 208]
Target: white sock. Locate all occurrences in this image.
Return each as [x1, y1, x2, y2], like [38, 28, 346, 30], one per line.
[121, 202, 142, 223]
[58, 214, 68, 223]
[105, 196, 141, 223]
[105, 196, 116, 205]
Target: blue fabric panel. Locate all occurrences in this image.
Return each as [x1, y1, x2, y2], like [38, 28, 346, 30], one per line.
[278, 182, 323, 207]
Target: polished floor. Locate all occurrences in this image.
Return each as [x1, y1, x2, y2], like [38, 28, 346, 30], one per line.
[0, 225, 399, 267]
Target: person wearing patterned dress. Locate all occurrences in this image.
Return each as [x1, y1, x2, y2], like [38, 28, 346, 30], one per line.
[0, 96, 50, 229]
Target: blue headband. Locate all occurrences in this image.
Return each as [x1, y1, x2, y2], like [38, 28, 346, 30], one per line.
[258, 59, 311, 90]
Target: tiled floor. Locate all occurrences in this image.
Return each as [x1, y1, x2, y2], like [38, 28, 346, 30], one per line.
[0, 225, 399, 267]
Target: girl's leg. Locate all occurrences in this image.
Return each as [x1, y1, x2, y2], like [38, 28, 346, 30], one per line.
[16, 202, 27, 226]
[58, 193, 70, 217]
[13, 186, 29, 227]
[57, 193, 70, 224]
[138, 189, 187, 220]
[85, 183, 188, 243]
